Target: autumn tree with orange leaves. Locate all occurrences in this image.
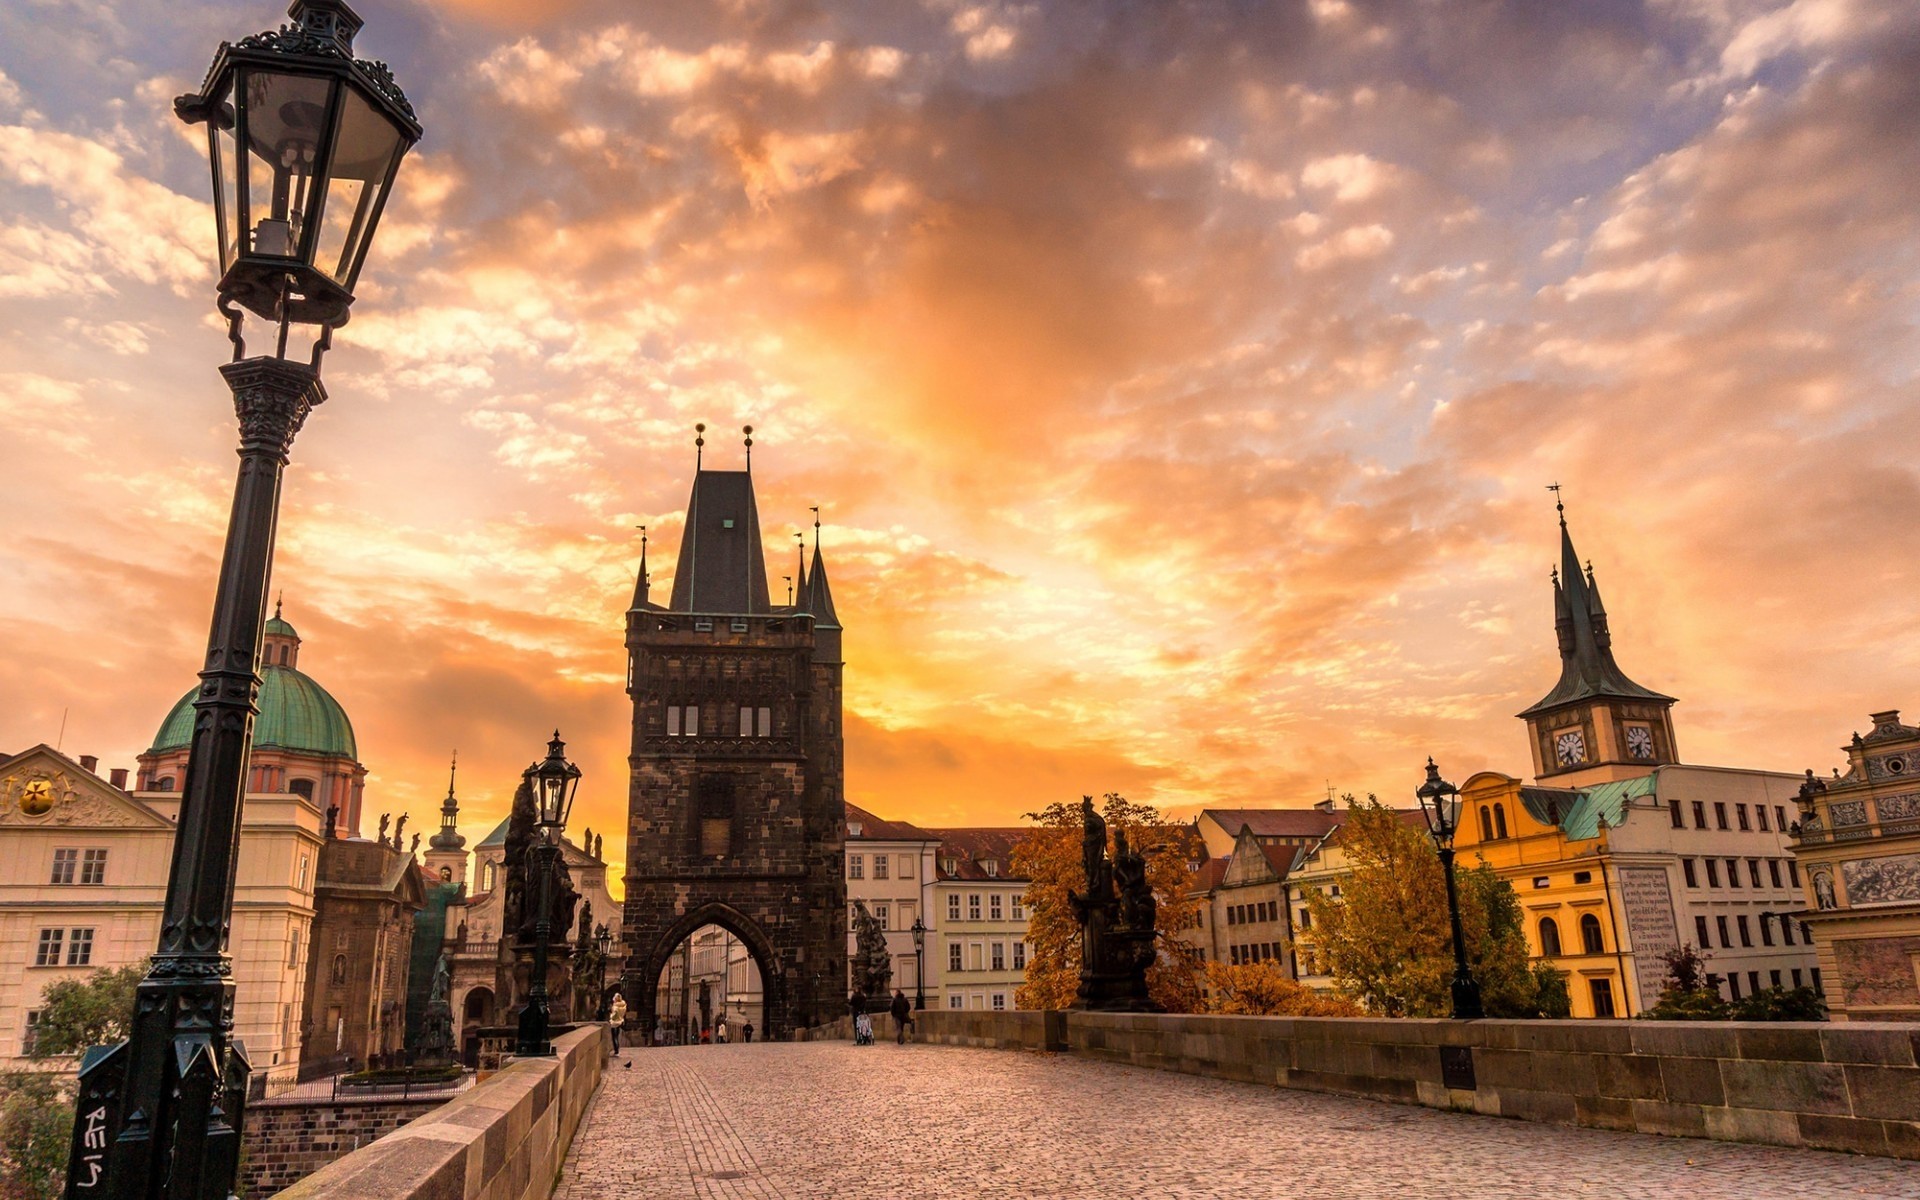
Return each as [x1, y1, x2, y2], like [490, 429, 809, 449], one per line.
[1011, 793, 1203, 1013]
[1202, 959, 1364, 1017]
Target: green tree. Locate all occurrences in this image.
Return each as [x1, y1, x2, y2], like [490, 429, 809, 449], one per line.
[1530, 962, 1573, 1019]
[29, 962, 144, 1058]
[1645, 943, 1731, 1021]
[1732, 987, 1827, 1022]
[1302, 795, 1538, 1017]
[0, 1074, 73, 1200]
[1012, 793, 1204, 1013]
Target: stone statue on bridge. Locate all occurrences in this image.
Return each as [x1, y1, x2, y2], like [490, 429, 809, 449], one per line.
[1068, 796, 1159, 1012]
[851, 901, 893, 1010]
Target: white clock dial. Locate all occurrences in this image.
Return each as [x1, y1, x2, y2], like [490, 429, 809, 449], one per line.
[1555, 730, 1586, 767]
[1626, 725, 1654, 759]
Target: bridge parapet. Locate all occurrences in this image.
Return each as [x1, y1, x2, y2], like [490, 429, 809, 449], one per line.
[806, 1010, 1920, 1161]
[271, 1025, 608, 1200]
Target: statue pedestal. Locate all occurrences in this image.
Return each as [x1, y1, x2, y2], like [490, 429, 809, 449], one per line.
[1075, 927, 1159, 1012]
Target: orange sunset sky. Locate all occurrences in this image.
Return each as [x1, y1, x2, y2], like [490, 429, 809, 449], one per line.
[3, 1, 1918, 893]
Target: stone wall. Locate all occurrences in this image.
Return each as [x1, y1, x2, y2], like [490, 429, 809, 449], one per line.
[272, 1024, 608, 1199]
[243, 1093, 447, 1198]
[811, 1010, 1920, 1161]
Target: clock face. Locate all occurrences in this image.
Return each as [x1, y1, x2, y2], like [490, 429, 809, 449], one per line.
[1555, 730, 1586, 767]
[19, 779, 55, 815]
[1626, 725, 1655, 759]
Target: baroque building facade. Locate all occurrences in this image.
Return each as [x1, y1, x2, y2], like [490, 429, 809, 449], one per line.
[619, 445, 848, 1039]
[1790, 710, 1920, 1021]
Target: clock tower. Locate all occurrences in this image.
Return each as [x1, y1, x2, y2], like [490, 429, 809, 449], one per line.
[1517, 500, 1678, 785]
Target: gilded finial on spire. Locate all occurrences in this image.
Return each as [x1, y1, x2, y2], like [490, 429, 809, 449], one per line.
[1547, 481, 1564, 525]
[447, 750, 458, 799]
[695, 422, 706, 470]
[274, 591, 283, 619]
[744, 424, 754, 472]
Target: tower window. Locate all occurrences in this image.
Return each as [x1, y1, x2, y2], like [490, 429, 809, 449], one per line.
[667, 705, 698, 737]
[1492, 804, 1508, 840]
[290, 779, 315, 801]
[758, 707, 771, 737]
[696, 777, 735, 858]
[739, 706, 753, 737]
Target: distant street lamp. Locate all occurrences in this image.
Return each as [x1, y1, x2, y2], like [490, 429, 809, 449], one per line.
[910, 917, 927, 1011]
[66, 6, 418, 1199]
[1416, 759, 1485, 1020]
[518, 732, 583, 1056]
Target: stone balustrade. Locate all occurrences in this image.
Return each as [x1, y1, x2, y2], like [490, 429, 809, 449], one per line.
[271, 1025, 608, 1200]
[810, 1010, 1920, 1160]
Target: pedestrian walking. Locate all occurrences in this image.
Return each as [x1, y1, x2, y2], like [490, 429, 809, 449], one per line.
[716, 1018, 729, 1044]
[741, 1021, 754, 1043]
[608, 993, 628, 1055]
[889, 989, 912, 1044]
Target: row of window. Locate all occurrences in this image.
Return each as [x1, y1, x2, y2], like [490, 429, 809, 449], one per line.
[946, 992, 1010, 1011]
[945, 892, 1025, 922]
[847, 853, 915, 881]
[947, 940, 1027, 972]
[1229, 942, 1278, 965]
[1680, 856, 1799, 892]
[1226, 900, 1277, 926]
[1693, 913, 1812, 951]
[1724, 967, 1820, 1000]
[662, 704, 775, 738]
[1537, 913, 1605, 956]
[1669, 798, 1789, 835]
[35, 927, 95, 967]
[49, 848, 108, 886]
[851, 902, 914, 929]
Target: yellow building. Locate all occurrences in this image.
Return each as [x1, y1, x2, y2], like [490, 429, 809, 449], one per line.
[1790, 710, 1920, 1021]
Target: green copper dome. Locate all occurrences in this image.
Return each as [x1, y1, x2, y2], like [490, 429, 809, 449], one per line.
[149, 665, 358, 760]
[265, 614, 299, 638]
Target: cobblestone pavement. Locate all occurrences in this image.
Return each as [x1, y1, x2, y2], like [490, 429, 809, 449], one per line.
[554, 1043, 1920, 1199]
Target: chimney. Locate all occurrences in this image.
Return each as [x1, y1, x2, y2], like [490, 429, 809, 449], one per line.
[110, 768, 129, 790]
[79, 754, 99, 773]
[1314, 797, 1335, 813]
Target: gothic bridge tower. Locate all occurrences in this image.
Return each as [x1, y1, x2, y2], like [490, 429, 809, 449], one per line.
[619, 432, 846, 1039]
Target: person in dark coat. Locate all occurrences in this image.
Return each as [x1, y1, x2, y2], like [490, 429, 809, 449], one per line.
[889, 989, 913, 1044]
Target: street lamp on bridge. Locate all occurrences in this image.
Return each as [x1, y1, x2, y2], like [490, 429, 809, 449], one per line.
[910, 917, 927, 1011]
[1416, 758, 1485, 1020]
[65, 5, 418, 1199]
[518, 732, 583, 1057]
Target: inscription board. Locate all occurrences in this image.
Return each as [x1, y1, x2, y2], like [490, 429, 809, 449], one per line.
[1617, 866, 1680, 1013]
[1439, 1045, 1476, 1091]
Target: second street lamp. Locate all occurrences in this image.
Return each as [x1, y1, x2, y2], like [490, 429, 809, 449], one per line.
[66, 6, 419, 1200]
[910, 917, 927, 1011]
[519, 732, 583, 1057]
[1416, 758, 1485, 1020]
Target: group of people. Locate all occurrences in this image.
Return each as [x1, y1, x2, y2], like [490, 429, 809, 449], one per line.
[604, 993, 755, 1054]
[849, 988, 916, 1045]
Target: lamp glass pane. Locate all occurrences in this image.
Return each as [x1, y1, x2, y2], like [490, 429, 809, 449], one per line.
[315, 85, 406, 285]
[211, 80, 240, 271]
[239, 69, 334, 262]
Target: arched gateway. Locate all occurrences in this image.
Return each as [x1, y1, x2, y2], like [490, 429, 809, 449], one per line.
[619, 440, 848, 1040]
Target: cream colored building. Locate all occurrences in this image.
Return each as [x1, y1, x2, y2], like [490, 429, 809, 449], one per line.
[929, 829, 1030, 1012]
[845, 804, 940, 1004]
[0, 744, 322, 1095]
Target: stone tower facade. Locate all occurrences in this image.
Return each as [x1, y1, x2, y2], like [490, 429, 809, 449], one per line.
[619, 450, 847, 1039]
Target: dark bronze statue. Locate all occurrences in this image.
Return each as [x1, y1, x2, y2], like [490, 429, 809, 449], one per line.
[850, 901, 893, 1008]
[1068, 796, 1160, 1012]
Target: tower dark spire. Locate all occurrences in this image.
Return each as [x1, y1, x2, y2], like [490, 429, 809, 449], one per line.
[807, 508, 841, 651]
[1519, 495, 1672, 719]
[430, 751, 465, 851]
[668, 429, 772, 614]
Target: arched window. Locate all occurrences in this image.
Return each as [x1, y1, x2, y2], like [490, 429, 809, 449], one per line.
[439, 866, 453, 882]
[289, 779, 315, 802]
[1478, 806, 1494, 841]
[482, 862, 497, 891]
[1580, 913, 1604, 954]
[1538, 917, 1562, 956]
[330, 954, 347, 985]
[1493, 804, 1509, 839]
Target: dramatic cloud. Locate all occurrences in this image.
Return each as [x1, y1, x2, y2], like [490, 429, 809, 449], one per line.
[3, 1, 1918, 889]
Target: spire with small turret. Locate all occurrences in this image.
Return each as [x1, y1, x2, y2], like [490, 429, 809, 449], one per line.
[423, 752, 470, 887]
[1519, 487, 1677, 783]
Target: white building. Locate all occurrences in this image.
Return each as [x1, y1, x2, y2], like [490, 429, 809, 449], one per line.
[928, 829, 1031, 1013]
[844, 804, 940, 1005]
[0, 745, 323, 1095]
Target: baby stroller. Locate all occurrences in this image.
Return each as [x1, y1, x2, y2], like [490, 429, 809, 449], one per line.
[853, 1011, 875, 1045]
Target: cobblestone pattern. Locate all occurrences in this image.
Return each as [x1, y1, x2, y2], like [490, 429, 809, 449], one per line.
[555, 1043, 1920, 1199]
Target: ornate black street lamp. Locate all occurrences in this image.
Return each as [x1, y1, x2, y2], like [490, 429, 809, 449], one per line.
[909, 917, 927, 1011]
[1416, 759, 1485, 1020]
[517, 732, 582, 1057]
[66, 6, 417, 1200]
